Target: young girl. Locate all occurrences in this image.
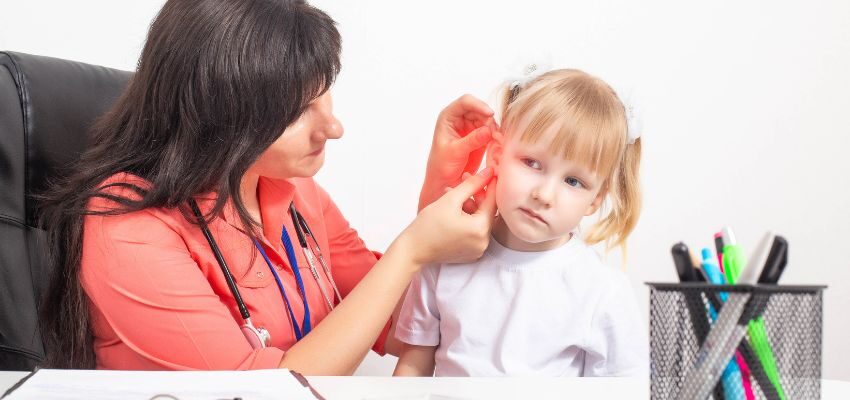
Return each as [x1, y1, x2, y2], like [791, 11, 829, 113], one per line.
[393, 68, 647, 377]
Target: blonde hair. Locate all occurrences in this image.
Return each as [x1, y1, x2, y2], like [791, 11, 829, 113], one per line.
[499, 69, 642, 254]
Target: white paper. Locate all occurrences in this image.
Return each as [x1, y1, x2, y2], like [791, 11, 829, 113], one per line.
[362, 395, 475, 400]
[3, 369, 317, 400]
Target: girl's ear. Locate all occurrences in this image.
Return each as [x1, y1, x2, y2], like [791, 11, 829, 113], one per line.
[585, 185, 607, 216]
[485, 130, 505, 170]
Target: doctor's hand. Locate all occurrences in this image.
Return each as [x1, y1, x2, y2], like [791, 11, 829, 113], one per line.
[419, 94, 498, 212]
[401, 167, 497, 267]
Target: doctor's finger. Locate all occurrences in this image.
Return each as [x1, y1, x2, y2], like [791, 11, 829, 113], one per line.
[486, 117, 500, 133]
[447, 94, 495, 122]
[448, 125, 492, 160]
[473, 176, 498, 218]
[446, 188, 477, 213]
[447, 167, 494, 204]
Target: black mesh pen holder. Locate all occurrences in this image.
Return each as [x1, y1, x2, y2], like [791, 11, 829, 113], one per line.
[648, 283, 825, 400]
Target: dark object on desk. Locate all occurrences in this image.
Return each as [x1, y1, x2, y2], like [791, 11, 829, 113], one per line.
[1, 367, 38, 399]
[759, 235, 788, 285]
[671, 242, 696, 283]
[648, 282, 825, 400]
[290, 370, 326, 400]
[670, 242, 711, 345]
[0, 51, 131, 370]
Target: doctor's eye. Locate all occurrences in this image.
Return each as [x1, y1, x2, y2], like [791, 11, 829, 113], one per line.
[565, 177, 585, 189]
[521, 158, 541, 170]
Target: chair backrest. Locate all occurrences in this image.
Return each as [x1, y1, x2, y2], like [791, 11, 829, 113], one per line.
[0, 51, 131, 370]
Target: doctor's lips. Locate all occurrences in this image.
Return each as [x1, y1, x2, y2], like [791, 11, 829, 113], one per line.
[307, 146, 324, 156]
[519, 207, 547, 225]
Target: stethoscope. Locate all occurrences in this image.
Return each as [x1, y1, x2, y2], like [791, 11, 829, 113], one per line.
[189, 199, 342, 349]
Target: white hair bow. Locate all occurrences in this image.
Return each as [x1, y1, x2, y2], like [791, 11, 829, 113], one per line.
[612, 86, 642, 144]
[504, 54, 553, 91]
[504, 53, 643, 145]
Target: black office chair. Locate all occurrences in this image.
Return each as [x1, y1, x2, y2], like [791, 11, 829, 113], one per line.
[0, 51, 131, 370]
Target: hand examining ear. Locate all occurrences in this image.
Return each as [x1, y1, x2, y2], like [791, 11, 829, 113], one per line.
[445, 170, 496, 215]
[403, 167, 498, 265]
[419, 95, 500, 212]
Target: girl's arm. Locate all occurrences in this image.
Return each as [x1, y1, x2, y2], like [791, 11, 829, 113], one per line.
[393, 343, 437, 376]
[382, 288, 407, 357]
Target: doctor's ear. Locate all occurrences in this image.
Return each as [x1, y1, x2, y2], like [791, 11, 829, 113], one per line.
[485, 131, 505, 169]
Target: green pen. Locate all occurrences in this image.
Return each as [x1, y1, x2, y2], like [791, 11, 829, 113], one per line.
[721, 227, 786, 400]
[721, 227, 746, 284]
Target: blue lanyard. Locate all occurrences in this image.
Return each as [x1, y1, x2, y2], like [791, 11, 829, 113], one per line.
[252, 224, 312, 341]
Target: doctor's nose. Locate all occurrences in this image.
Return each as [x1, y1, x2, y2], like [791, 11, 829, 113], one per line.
[314, 93, 344, 140]
[322, 114, 344, 140]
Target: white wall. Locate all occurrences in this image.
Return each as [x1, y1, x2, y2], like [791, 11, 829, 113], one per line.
[2, 0, 848, 380]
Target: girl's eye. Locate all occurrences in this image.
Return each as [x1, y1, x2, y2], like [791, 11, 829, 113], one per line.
[565, 177, 585, 188]
[522, 158, 541, 169]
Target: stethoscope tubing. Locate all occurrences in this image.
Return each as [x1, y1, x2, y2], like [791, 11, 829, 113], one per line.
[189, 199, 251, 320]
[295, 207, 343, 304]
[289, 204, 342, 312]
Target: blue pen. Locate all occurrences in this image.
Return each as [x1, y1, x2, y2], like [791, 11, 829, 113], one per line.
[701, 248, 745, 400]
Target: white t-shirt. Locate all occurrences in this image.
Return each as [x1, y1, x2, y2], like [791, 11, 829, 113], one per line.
[395, 235, 648, 377]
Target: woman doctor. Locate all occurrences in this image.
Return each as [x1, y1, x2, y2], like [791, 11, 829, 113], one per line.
[38, 0, 497, 374]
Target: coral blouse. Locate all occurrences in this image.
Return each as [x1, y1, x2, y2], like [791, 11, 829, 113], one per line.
[80, 173, 388, 370]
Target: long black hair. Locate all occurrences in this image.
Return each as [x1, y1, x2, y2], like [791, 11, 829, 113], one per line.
[38, 0, 341, 368]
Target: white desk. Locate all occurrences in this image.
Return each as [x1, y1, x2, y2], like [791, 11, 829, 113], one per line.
[2, 371, 848, 399]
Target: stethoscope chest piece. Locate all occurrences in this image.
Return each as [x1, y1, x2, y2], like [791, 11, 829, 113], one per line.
[241, 318, 271, 349]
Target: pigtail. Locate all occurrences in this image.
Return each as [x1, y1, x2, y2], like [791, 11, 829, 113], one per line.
[584, 137, 642, 258]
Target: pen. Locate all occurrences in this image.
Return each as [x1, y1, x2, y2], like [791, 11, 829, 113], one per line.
[722, 227, 746, 284]
[701, 248, 726, 299]
[672, 243, 724, 400]
[676, 232, 775, 400]
[717, 229, 757, 399]
[672, 242, 697, 283]
[695, 262, 743, 400]
[759, 236, 788, 285]
[702, 248, 780, 400]
[699, 287, 781, 400]
[715, 232, 725, 273]
[746, 236, 790, 400]
[671, 243, 712, 342]
[727, 234, 788, 400]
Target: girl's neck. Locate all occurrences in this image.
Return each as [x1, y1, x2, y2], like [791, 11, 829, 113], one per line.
[491, 216, 572, 252]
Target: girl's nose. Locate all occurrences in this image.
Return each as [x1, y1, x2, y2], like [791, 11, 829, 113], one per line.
[532, 180, 556, 208]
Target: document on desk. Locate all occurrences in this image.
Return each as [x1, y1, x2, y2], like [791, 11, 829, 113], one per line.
[2, 369, 321, 400]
